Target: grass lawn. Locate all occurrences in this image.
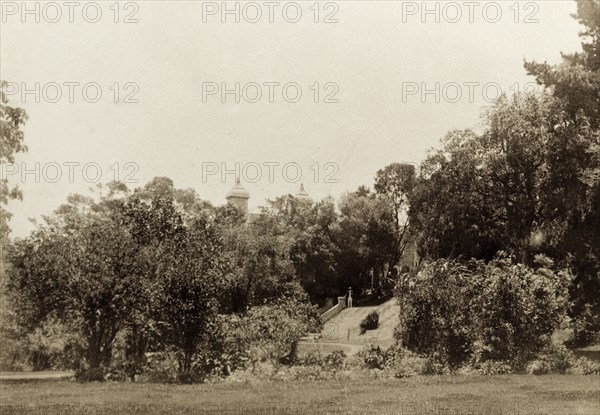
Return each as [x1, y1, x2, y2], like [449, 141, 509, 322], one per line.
[1, 375, 598, 414]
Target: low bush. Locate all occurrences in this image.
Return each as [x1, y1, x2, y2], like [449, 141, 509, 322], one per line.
[475, 360, 513, 375]
[355, 344, 415, 372]
[25, 315, 86, 371]
[200, 350, 251, 379]
[106, 361, 143, 382]
[222, 297, 322, 370]
[323, 350, 347, 369]
[570, 357, 600, 375]
[531, 344, 574, 374]
[420, 354, 450, 375]
[356, 344, 454, 377]
[392, 351, 427, 378]
[137, 352, 180, 383]
[524, 344, 600, 375]
[526, 359, 551, 375]
[300, 350, 346, 370]
[356, 345, 389, 370]
[360, 311, 379, 335]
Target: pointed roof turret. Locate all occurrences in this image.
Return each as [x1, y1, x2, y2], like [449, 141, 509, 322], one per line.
[226, 177, 250, 200]
[295, 183, 314, 203]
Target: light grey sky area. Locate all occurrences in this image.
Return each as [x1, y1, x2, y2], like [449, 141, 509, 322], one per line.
[1, 0, 582, 238]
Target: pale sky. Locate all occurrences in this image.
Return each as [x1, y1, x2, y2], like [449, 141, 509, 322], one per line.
[1, 0, 583, 238]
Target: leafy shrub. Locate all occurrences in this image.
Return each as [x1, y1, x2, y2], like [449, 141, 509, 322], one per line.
[396, 255, 572, 369]
[567, 304, 600, 348]
[186, 314, 254, 381]
[356, 344, 451, 376]
[200, 351, 250, 379]
[323, 350, 346, 369]
[300, 350, 346, 370]
[360, 311, 379, 335]
[224, 308, 299, 368]
[526, 359, 552, 375]
[356, 344, 408, 370]
[540, 344, 573, 374]
[395, 260, 476, 368]
[0, 296, 29, 371]
[224, 359, 356, 383]
[300, 351, 325, 367]
[136, 350, 221, 384]
[526, 344, 579, 375]
[137, 352, 179, 383]
[223, 297, 321, 369]
[110, 326, 233, 384]
[467, 341, 512, 375]
[475, 360, 513, 375]
[24, 315, 86, 371]
[421, 354, 450, 375]
[106, 361, 143, 382]
[392, 351, 427, 378]
[570, 357, 600, 375]
[356, 345, 388, 369]
[472, 256, 572, 368]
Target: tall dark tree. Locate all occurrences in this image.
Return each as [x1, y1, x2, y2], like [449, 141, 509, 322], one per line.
[336, 187, 400, 297]
[0, 80, 28, 370]
[154, 212, 229, 379]
[0, 80, 28, 244]
[374, 163, 416, 273]
[525, 0, 600, 127]
[410, 129, 502, 261]
[525, 0, 600, 343]
[8, 192, 143, 371]
[270, 195, 340, 304]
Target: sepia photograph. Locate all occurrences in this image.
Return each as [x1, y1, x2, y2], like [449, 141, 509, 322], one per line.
[0, 0, 599, 413]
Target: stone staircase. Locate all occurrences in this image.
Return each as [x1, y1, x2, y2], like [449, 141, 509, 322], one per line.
[298, 298, 400, 356]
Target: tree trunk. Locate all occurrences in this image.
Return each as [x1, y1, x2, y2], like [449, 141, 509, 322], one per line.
[182, 350, 193, 375]
[87, 334, 102, 369]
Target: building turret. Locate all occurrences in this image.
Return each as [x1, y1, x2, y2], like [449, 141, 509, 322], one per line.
[226, 177, 250, 214]
[295, 183, 314, 204]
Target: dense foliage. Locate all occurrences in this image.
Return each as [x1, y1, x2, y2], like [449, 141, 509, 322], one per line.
[4, 178, 328, 379]
[410, 1, 600, 344]
[0, 80, 28, 371]
[396, 256, 572, 369]
[1, 1, 599, 381]
[359, 311, 379, 335]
